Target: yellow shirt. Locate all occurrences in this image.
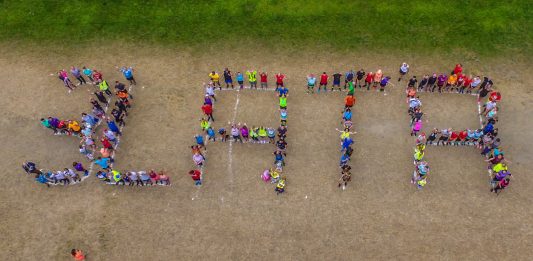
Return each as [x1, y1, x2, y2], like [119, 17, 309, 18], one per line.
[447, 74, 457, 84]
[68, 121, 80, 132]
[209, 73, 220, 81]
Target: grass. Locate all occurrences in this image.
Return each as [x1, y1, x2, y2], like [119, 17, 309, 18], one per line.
[0, 0, 531, 56]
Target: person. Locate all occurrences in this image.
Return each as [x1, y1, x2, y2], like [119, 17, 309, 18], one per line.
[267, 127, 276, 143]
[411, 119, 422, 136]
[426, 129, 438, 145]
[275, 73, 285, 90]
[273, 150, 285, 166]
[347, 80, 355, 96]
[247, 70, 257, 89]
[236, 72, 244, 89]
[67, 120, 81, 135]
[73, 162, 89, 176]
[250, 127, 259, 143]
[94, 91, 108, 104]
[240, 124, 249, 142]
[149, 169, 160, 185]
[275, 177, 286, 194]
[223, 68, 234, 88]
[279, 94, 287, 109]
[202, 103, 214, 121]
[81, 113, 98, 127]
[260, 71, 268, 89]
[189, 170, 202, 186]
[437, 128, 451, 146]
[107, 119, 122, 135]
[491, 176, 510, 194]
[92, 70, 103, 84]
[231, 125, 243, 143]
[338, 170, 351, 189]
[336, 128, 357, 140]
[95, 157, 112, 171]
[344, 70, 354, 89]
[277, 85, 289, 97]
[373, 69, 383, 89]
[417, 75, 428, 92]
[398, 62, 409, 81]
[159, 171, 171, 185]
[193, 153, 205, 167]
[379, 76, 390, 92]
[280, 108, 288, 125]
[339, 153, 350, 168]
[207, 127, 216, 142]
[195, 134, 205, 149]
[111, 169, 124, 185]
[71, 249, 85, 261]
[355, 69, 365, 88]
[200, 118, 210, 131]
[40, 118, 55, 133]
[446, 73, 458, 92]
[120, 66, 136, 85]
[306, 74, 316, 94]
[319, 72, 328, 93]
[71, 66, 86, 85]
[209, 71, 221, 88]
[218, 127, 228, 142]
[407, 76, 417, 88]
[66, 168, 80, 182]
[453, 63, 463, 75]
[204, 82, 216, 101]
[428, 73, 437, 92]
[437, 73, 447, 93]
[364, 71, 373, 90]
[456, 73, 465, 93]
[99, 80, 112, 96]
[342, 108, 352, 122]
[344, 95, 355, 108]
[82, 66, 94, 83]
[277, 125, 287, 139]
[100, 136, 113, 150]
[341, 137, 353, 152]
[332, 72, 342, 91]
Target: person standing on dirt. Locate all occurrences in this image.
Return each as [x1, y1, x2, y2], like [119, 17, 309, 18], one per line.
[364, 71, 373, 90]
[189, 169, 202, 186]
[344, 69, 354, 89]
[332, 72, 342, 91]
[120, 66, 137, 85]
[82, 66, 94, 83]
[260, 71, 268, 89]
[398, 62, 409, 82]
[306, 74, 316, 94]
[428, 73, 437, 92]
[275, 73, 285, 90]
[247, 69, 257, 89]
[70, 66, 87, 85]
[236, 72, 244, 89]
[355, 69, 365, 88]
[277, 85, 289, 97]
[204, 82, 216, 101]
[223, 68, 234, 89]
[319, 72, 328, 93]
[99, 80, 112, 96]
[209, 71, 221, 89]
[202, 103, 214, 122]
[418, 75, 429, 91]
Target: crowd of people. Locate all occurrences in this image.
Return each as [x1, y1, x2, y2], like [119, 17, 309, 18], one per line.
[306, 69, 391, 94]
[336, 93, 357, 189]
[30, 66, 166, 187]
[95, 169, 170, 186]
[22, 161, 90, 186]
[398, 63, 495, 95]
[405, 63, 511, 193]
[192, 71, 289, 194]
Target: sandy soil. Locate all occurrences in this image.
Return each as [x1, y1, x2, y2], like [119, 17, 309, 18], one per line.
[0, 44, 532, 260]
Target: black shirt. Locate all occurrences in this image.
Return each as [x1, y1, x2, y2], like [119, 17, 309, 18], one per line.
[408, 78, 417, 86]
[356, 70, 365, 80]
[428, 76, 437, 85]
[333, 73, 342, 82]
[224, 71, 231, 80]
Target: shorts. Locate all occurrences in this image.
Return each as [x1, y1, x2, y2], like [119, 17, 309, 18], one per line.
[126, 76, 134, 81]
[333, 81, 340, 85]
[238, 80, 244, 85]
[399, 70, 407, 75]
[225, 78, 232, 83]
[308, 84, 315, 88]
[320, 82, 327, 85]
[345, 78, 353, 83]
[276, 82, 284, 86]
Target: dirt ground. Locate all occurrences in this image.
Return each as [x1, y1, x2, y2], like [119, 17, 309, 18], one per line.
[1, 43, 532, 260]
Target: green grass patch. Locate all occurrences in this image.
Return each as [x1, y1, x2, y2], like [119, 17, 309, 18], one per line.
[0, 0, 531, 56]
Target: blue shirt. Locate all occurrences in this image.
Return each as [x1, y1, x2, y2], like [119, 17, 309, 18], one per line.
[83, 114, 98, 126]
[122, 67, 133, 78]
[343, 111, 352, 120]
[107, 121, 119, 132]
[278, 87, 289, 96]
[207, 128, 215, 137]
[308, 77, 316, 85]
[237, 73, 244, 81]
[196, 135, 204, 144]
[483, 123, 494, 134]
[342, 138, 353, 147]
[95, 158, 110, 169]
[83, 68, 92, 76]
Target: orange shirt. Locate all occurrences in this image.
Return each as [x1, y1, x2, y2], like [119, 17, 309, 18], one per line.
[345, 95, 355, 106]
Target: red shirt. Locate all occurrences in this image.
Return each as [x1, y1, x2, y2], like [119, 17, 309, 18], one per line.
[190, 170, 201, 180]
[101, 138, 112, 149]
[260, 73, 267, 83]
[449, 132, 459, 140]
[320, 74, 328, 84]
[463, 77, 472, 86]
[202, 104, 212, 114]
[276, 74, 285, 84]
[458, 131, 468, 140]
[345, 96, 355, 106]
[365, 73, 374, 83]
[454, 64, 462, 75]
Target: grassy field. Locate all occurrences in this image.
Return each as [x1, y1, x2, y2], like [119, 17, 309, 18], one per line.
[1, 0, 531, 55]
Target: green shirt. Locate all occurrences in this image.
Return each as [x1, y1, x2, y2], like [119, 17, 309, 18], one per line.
[99, 80, 109, 91]
[247, 71, 257, 82]
[279, 97, 287, 107]
[41, 120, 50, 128]
[348, 82, 355, 94]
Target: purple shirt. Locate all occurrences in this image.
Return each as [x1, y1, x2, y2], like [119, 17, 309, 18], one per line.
[71, 68, 81, 77]
[437, 75, 447, 85]
[240, 127, 249, 137]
